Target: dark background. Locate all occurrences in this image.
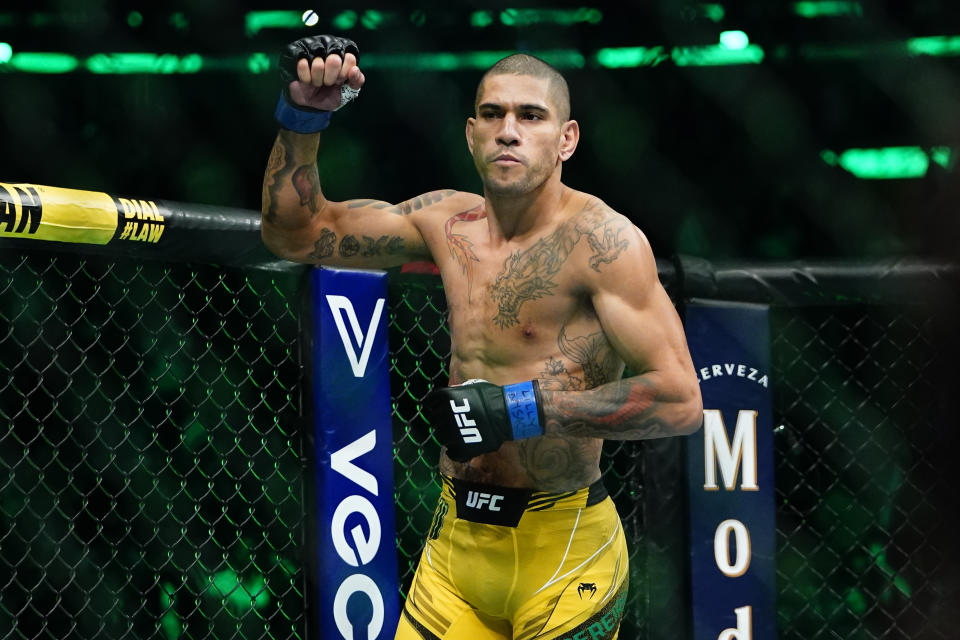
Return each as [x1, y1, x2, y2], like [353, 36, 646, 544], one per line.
[2, 0, 959, 263]
[2, 3, 959, 639]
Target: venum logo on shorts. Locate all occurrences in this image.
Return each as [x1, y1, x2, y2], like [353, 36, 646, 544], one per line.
[577, 582, 597, 599]
[465, 491, 503, 511]
[428, 500, 448, 540]
[449, 397, 482, 443]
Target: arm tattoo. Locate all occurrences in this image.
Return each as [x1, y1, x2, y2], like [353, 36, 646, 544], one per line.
[309, 228, 337, 260]
[541, 379, 672, 440]
[308, 228, 406, 261]
[490, 199, 632, 328]
[292, 165, 322, 214]
[444, 204, 487, 301]
[360, 235, 406, 257]
[262, 137, 296, 223]
[344, 189, 458, 215]
[391, 190, 457, 215]
[339, 235, 360, 257]
[345, 199, 394, 210]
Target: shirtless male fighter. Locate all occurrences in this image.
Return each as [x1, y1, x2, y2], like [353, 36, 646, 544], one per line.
[261, 35, 703, 640]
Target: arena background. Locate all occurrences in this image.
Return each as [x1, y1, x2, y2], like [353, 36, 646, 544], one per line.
[1, 2, 960, 639]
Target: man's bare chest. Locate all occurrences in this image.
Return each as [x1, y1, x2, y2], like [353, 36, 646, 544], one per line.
[439, 242, 596, 366]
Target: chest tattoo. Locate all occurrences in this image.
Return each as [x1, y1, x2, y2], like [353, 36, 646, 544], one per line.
[444, 204, 487, 301]
[491, 200, 631, 328]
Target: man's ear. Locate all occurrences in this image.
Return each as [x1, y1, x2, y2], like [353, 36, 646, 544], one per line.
[559, 119, 580, 161]
[465, 117, 476, 155]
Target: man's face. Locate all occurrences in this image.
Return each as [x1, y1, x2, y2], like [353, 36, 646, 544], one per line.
[466, 73, 573, 197]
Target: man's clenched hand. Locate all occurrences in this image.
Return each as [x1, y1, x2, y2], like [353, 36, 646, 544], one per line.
[279, 35, 365, 112]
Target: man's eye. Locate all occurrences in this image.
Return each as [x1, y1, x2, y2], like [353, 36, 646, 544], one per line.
[522, 113, 542, 120]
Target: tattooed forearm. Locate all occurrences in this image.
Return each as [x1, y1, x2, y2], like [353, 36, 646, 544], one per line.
[292, 165, 322, 214]
[263, 130, 324, 227]
[262, 136, 296, 223]
[540, 378, 675, 440]
[308, 227, 406, 261]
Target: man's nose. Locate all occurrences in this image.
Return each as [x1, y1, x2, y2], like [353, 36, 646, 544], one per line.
[495, 114, 520, 146]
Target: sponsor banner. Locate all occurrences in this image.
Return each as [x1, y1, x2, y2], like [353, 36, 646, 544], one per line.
[311, 267, 399, 640]
[0, 182, 117, 244]
[0, 182, 167, 246]
[685, 301, 776, 640]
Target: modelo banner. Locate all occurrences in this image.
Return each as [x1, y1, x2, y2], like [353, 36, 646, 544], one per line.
[685, 301, 776, 640]
[311, 267, 399, 639]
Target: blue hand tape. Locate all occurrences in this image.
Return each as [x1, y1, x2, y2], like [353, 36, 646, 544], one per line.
[503, 380, 543, 440]
[274, 94, 332, 133]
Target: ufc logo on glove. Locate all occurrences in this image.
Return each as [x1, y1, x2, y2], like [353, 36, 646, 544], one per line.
[449, 398, 483, 443]
[425, 378, 545, 462]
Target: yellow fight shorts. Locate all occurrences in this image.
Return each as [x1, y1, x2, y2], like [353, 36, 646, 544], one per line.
[395, 475, 629, 640]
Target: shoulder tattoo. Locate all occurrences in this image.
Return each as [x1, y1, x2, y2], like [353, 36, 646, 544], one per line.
[490, 199, 633, 328]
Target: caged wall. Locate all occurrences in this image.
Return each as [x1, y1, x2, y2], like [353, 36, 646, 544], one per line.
[0, 237, 958, 640]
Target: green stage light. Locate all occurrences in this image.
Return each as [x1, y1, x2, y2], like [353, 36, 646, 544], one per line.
[720, 30, 749, 50]
[673, 44, 764, 66]
[169, 12, 188, 32]
[244, 11, 302, 36]
[471, 11, 494, 28]
[499, 8, 602, 27]
[362, 50, 511, 71]
[822, 147, 932, 179]
[10, 52, 78, 73]
[127, 11, 143, 28]
[0, 42, 12, 63]
[247, 52, 270, 74]
[907, 35, 960, 57]
[86, 53, 203, 74]
[595, 46, 669, 68]
[331, 10, 358, 30]
[793, 1, 863, 18]
[361, 49, 583, 70]
[360, 10, 388, 29]
[931, 146, 956, 169]
[700, 4, 726, 22]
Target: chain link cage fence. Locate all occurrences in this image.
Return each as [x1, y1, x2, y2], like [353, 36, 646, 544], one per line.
[1, 247, 957, 640]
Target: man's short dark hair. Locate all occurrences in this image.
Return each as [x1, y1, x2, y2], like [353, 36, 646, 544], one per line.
[475, 54, 571, 122]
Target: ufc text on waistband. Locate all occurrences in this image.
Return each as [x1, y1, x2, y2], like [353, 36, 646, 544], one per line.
[448, 476, 608, 527]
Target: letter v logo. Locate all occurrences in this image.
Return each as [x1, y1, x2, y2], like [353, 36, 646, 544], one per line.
[325, 295, 386, 378]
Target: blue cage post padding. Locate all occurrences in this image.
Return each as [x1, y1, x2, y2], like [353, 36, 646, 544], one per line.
[685, 301, 777, 640]
[311, 267, 399, 639]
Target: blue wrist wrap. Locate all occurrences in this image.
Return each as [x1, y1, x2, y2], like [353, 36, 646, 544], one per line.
[503, 380, 543, 440]
[274, 94, 332, 133]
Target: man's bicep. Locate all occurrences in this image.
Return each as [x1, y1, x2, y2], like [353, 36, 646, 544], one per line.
[591, 238, 694, 378]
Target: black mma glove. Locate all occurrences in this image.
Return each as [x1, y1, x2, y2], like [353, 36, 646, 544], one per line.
[275, 35, 361, 133]
[423, 379, 545, 462]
